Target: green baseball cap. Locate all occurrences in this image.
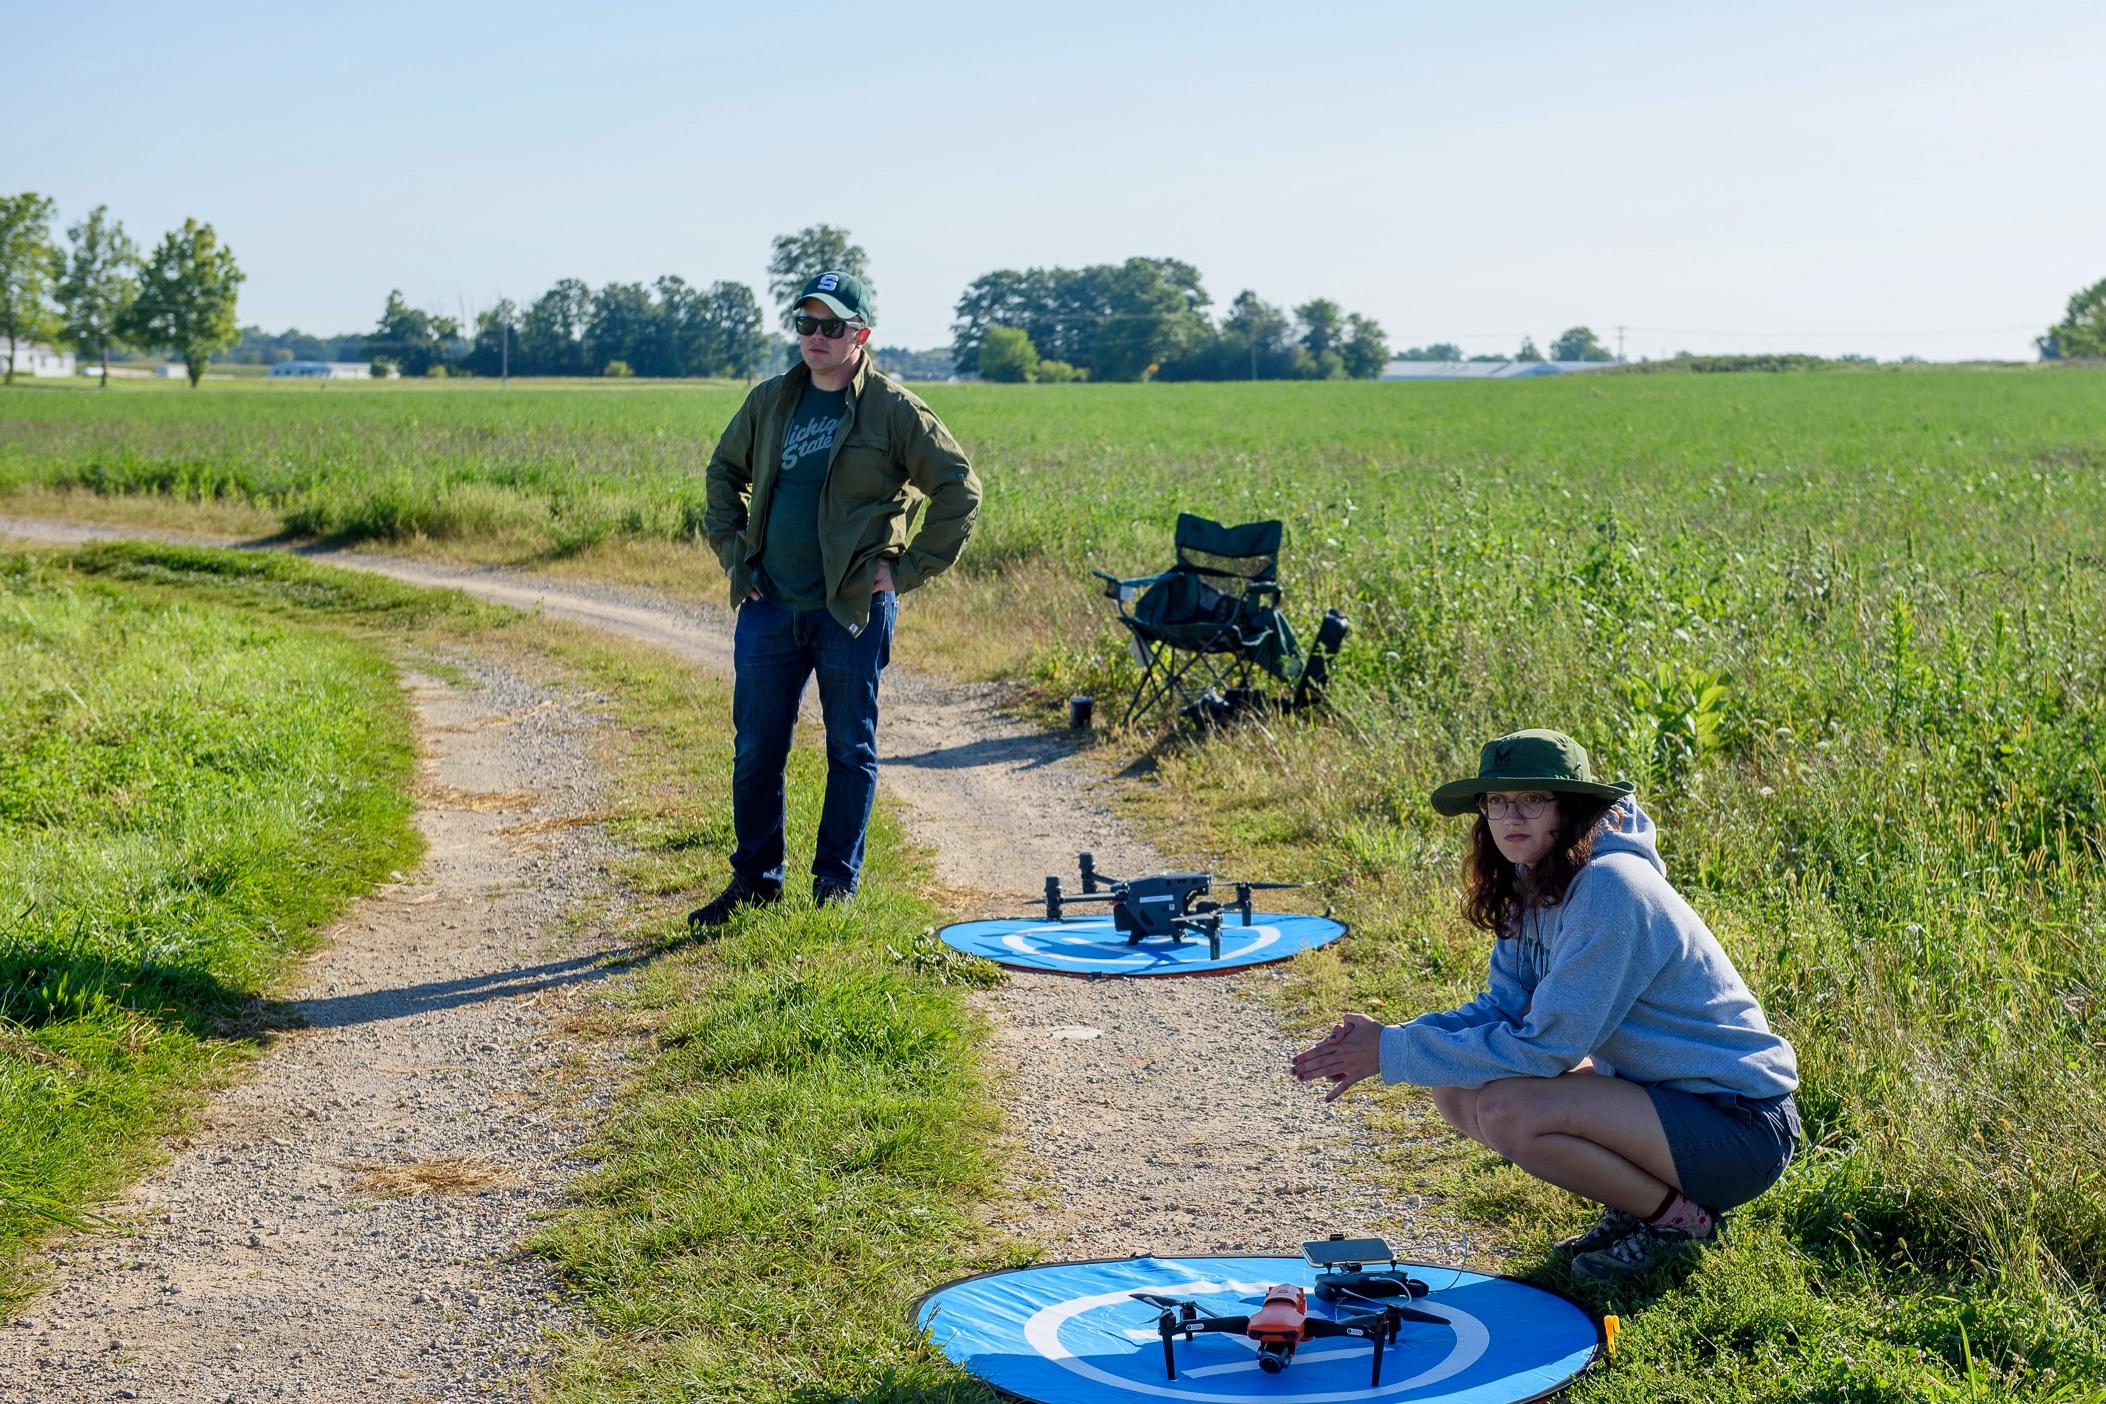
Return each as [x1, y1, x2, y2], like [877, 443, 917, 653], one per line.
[795, 270, 874, 324]
[1429, 729, 1635, 816]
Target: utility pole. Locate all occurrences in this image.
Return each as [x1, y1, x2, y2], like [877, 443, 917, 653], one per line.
[1616, 325, 1626, 361]
[501, 319, 509, 385]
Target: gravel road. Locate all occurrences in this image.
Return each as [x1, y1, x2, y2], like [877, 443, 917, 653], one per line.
[0, 515, 1448, 1400]
[1, 653, 625, 1403]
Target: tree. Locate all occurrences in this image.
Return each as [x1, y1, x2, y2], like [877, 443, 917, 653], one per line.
[1515, 336, 1544, 363]
[950, 267, 1050, 373]
[698, 281, 769, 378]
[1089, 258, 1211, 381]
[1296, 298, 1345, 361]
[2037, 277, 2106, 360]
[586, 281, 653, 376]
[119, 218, 244, 387]
[767, 224, 872, 332]
[1217, 290, 1295, 380]
[367, 290, 457, 377]
[57, 205, 139, 386]
[977, 325, 1040, 382]
[1549, 325, 1615, 362]
[519, 278, 592, 376]
[1340, 314, 1390, 379]
[461, 299, 519, 378]
[1396, 342, 1464, 362]
[0, 192, 60, 386]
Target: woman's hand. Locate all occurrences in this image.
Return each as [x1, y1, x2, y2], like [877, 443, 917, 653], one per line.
[1291, 1012, 1386, 1103]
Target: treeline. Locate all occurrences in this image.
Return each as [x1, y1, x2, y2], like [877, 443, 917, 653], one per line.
[1394, 327, 1619, 364]
[950, 258, 1389, 382]
[220, 326, 367, 365]
[1, 192, 243, 386]
[360, 277, 771, 379]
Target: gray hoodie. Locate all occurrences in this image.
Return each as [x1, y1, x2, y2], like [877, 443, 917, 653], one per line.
[1377, 798, 1799, 1101]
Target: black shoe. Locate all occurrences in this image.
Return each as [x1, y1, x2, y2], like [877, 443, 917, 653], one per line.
[812, 879, 854, 909]
[687, 876, 781, 933]
[1570, 1219, 1712, 1282]
[1554, 1206, 1641, 1256]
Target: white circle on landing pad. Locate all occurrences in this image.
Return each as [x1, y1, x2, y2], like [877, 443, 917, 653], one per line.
[914, 1255, 1602, 1404]
[935, 912, 1346, 977]
[1000, 921, 1280, 965]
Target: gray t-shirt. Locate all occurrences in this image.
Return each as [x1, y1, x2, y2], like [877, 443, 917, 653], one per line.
[757, 383, 846, 609]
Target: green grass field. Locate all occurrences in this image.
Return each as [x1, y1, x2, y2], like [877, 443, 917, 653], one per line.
[4, 369, 2105, 1399]
[0, 547, 431, 1301]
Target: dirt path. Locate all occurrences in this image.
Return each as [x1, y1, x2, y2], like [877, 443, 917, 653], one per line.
[2, 653, 623, 1403]
[1, 515, 1446, 1391]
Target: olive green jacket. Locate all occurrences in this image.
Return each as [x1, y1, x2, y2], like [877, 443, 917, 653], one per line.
[703, 354, 980, 634]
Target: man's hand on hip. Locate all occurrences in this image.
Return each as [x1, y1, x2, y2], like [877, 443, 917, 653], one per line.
[874, 559, 895, 593]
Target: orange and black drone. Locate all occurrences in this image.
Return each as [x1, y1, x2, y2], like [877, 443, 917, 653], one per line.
[1131, 1237, 1443, 1385]
[1042, 852, 1302, 961]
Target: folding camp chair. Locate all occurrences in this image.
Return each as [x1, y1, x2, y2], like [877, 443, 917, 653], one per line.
[1094, 513, 1304, 727]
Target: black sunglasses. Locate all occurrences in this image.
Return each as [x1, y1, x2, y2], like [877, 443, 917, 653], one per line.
[794, 314, 858, 338]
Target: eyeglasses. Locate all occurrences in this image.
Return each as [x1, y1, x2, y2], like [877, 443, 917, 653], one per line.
[1479, 792, 1556, 820]
[794, 314, 859, 339]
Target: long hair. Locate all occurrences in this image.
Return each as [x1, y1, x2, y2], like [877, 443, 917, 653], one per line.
[1462, 794, 1619, 937]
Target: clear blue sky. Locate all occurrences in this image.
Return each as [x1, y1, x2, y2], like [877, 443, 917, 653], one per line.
[15, 1, 2102, 361]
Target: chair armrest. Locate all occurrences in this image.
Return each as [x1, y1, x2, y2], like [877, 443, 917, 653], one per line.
[1094, 567, 1175, 603]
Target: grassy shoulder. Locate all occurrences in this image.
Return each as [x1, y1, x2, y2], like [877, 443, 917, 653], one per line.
[0, 547, 433, 1305]
[0, 541, 1012, 1399]
[510, 624, 1011, 1403]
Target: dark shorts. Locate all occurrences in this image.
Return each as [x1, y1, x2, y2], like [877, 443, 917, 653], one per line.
[1645, 1085, 1801, 1211]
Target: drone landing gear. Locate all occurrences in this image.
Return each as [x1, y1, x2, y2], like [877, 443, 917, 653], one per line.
[1042, 853, 1300, 962]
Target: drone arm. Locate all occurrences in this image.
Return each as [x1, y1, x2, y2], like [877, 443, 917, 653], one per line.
[1044, 876, 1123, 921]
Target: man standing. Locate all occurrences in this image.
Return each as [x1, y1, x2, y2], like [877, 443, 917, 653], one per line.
[690, 271, 981, 928]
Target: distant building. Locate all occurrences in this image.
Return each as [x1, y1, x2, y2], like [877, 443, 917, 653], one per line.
[1, 338, 76, 378]
[268, 360, 374, 380]
[1379, 359, 1622, 381]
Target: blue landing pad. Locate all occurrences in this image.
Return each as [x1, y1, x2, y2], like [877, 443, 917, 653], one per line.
[935, 913, 1346, 977]
[917, 1256, 1603, 1404]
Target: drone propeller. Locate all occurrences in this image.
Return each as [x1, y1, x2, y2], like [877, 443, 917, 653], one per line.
[1235, 880, 1303, 891]
[1128, 1291, 1222, 1319]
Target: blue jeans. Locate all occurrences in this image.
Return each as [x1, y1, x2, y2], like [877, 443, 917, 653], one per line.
[729, 593, 895, 893]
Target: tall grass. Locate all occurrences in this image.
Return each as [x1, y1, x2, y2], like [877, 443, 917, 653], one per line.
[0, 548, 425, 1304]
[7, 369, 2105, 1396]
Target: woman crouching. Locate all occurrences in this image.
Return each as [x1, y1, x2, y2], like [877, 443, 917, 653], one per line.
[1291, 729, 1801, 1280]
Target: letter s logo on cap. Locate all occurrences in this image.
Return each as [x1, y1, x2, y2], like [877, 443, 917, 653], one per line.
[818, 274, 839, 291]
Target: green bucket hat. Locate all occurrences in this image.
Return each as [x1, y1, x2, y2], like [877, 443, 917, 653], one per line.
[1429, 729, 1635, 816]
